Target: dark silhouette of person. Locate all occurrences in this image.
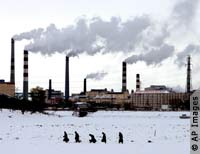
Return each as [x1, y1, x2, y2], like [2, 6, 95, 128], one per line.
[119, 132, 123, 144]
[63, 131, 69, 143]
[75, 131, 81, 143]
[89, 134, 97, 143]
[101, 132, 106, 143]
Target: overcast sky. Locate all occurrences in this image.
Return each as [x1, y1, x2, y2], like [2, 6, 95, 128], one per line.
[0, 0, 200, 94]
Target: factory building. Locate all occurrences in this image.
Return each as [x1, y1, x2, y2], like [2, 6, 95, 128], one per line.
[0, 39, 15, 97]
[0, 80, 15, 97]
[45, 89, 64, 104]
[130, 92, 190, 110]
[45, 79, 64, 104]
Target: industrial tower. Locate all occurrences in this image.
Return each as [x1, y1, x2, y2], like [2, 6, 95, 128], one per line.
[186, 55, 192, 93]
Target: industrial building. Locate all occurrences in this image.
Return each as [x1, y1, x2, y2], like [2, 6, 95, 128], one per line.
[45, 79, 64, 104]
[0, 80, 15, 97]
[0, 39, 15, 97]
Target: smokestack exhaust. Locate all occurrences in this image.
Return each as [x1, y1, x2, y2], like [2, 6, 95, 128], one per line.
[122, 61, 127, 92]
[10, 38, 15, 84]
[84, 78, 87, 94]
[48, 79, 52, 99]
[23, 50, 28, 100]
[65, 56, 69, 100]
[136, 74, 141, 92]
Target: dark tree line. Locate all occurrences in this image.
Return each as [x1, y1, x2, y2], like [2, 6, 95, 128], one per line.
[0, 94, 46, 113]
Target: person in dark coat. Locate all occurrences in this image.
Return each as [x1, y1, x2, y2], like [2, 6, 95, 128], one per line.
[119, 132, 123, 144]
[89, 134, 97, 143]
[75, 131, 81, 143]
[101, 132, 106, 143]
[63, 131, 69, 143]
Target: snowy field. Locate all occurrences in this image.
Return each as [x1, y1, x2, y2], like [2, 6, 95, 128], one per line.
[0, 109, 190, 154]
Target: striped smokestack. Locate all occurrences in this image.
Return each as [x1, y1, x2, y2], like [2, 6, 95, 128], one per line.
[65, 56, 69, 100]
[10, 38, 15, 84]
[136, 74, 140, 92]
[84, 78, 87, 94]
[122, 61, 127, 92]
[23, 50, 28, 100]
[186, 55, 192, 93]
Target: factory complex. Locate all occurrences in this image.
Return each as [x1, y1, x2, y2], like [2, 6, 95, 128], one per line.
[0, 39, 193, 111]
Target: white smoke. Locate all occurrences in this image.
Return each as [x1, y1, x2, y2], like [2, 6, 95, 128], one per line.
[86, 71, 108, 80]
[176, 44, 200, 66]
[172, 0, 199, 26]
[125, 44, 174, 65]
[124, 0, 199, 65]
[12, 0, 200, 66]
[13, 16, 150, 56]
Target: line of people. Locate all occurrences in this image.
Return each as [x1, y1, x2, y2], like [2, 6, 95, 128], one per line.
[63, 131, 123, 144]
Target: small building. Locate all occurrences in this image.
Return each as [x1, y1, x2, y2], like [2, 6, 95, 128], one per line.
[0, 80, 15, 97]
[45, 89, 64, 104]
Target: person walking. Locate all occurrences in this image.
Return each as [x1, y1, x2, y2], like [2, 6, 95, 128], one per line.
[75, 131, 81, 143]
[119, 132, 123, 144]
[101, 132, 106, 143]
[63, 131, 69, 143]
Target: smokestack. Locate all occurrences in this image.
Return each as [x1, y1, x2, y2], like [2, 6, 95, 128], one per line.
[186, 55, 192, 93]
[10, 38, 15, 84]
[136, 74, 141, 92]
[23, 50, 28, 100]
[122, 61, 127, 92]
[48, 79, 52, 99]
[84, 78, 87, 94]
[65, 56, 69, 100]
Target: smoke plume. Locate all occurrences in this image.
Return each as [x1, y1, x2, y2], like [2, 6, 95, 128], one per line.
[13, 16, 150, 56]
[125, 44, 174, 65]
[172, 0, 199, 26]
[176, 44, 200, 66]
[86, 71, 108, 80]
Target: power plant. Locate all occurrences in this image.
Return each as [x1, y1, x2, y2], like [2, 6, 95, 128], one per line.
[0, 38, 194, 110]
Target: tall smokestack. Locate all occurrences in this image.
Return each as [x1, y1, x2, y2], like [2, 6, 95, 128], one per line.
[186, 55, 192, 93]
[136, 74, 141, 92]
[65, 56, 69, 100]
[23, 50, 28, 100]
[10, 38, 15, 84]
[122, 61, 127, 92]
[48, 79, 52, 99]
[84, 78, 87, 94]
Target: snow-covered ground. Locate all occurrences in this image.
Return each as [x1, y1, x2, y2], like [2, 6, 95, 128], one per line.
[0, 109, 190, 154]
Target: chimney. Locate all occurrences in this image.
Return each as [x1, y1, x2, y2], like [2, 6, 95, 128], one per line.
[48, 79, 52, 99]
[10, 38, 15, 84]
[122, 61, 127, 92]
[65, 56, 69, 100]
[84, 78, 87, 94]
[136, 74, 140, 92]
[186, 55, 192, 93]
[23, 50, 28, 100]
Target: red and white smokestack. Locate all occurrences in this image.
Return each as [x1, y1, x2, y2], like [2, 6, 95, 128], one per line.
[122, 61, 127, 92]
[10, 38, 15, 84]
[136, 74, 140, 92]
[23, 50, 28, 100]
